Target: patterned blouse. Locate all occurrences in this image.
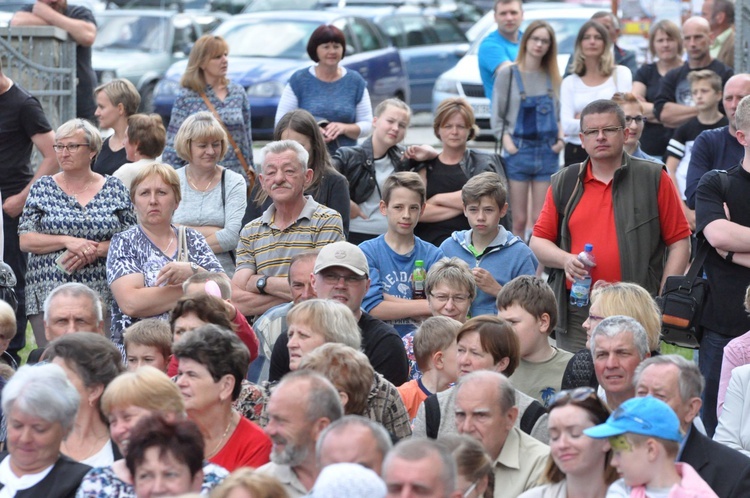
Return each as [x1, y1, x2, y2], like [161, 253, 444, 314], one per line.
[18, 175, 136, 315]
[162, 82, 254, 181]
[106, 225, 223, 343]
[75, 461, 228, 498]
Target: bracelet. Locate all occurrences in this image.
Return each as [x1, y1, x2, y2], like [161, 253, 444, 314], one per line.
[726, 251, 735, 263]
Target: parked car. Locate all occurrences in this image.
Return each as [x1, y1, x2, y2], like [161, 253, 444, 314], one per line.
[152, 10, 410, 139]
[92, 10, 226, 112]
[433, 4, 601, 138]
[330, 6, 469, 112]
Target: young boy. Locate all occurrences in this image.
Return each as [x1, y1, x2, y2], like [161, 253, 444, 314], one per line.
[360, 171, 444, 336]
[397, 316, 461, 419]
[440, 172, 537, 317]
[123, 318, 172, 373]
[665, 70, 727, 227]
[497, 275, 572, 406]
[585, 396, 717, 498]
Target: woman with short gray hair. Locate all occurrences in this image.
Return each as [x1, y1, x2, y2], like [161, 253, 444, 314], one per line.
[19, 117, 136, 348]
[0, 363, 91, 497]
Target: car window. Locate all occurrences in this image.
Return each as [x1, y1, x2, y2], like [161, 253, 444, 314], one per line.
[431, 17, 466, 43]
[332, 19, 358, 54]
[94, 15, 170, 53]
[349, 18, 382, 52]
[379, 17, 404, 48]
[400, 16, 435, 47]
[216, 19, 319, 58]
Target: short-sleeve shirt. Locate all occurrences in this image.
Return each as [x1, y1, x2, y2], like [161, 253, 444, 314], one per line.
[0, 84, 52, 197]
[209, 416, 272, 472]
[478, 30, 522, 102]
[633, 62, 673, 157]
[106, 225, 223, 342]
[236, 196, 344, 277]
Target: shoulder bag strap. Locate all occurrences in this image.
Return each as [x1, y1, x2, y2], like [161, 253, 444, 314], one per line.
[424, 393, 441, 439]
[199, 92, 256, 189]
[520, 399, 546, 435]
[176, 226, 189, 263]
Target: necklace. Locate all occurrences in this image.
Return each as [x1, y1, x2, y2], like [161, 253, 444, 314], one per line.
[62, 174, 95, 201]
[187, 167, 217, 194]
[163, 233, 175, 255]
[207, 413, 235, 459]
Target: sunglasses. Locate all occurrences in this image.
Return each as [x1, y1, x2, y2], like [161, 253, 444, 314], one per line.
[549, 386, 597, 408]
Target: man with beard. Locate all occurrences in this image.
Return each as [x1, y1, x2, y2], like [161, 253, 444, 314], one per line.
[258, 370, 343, 498]
[11, 0, 98, 122]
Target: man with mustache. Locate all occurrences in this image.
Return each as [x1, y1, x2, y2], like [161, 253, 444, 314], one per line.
[231, 140, 344, 317]
[11, 0, 98, 122]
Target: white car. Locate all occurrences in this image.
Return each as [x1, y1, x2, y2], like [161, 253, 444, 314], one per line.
[432, 4, 601, 138]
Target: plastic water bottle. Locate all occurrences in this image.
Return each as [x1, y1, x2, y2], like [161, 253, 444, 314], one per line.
[412, 260, 426, 299]
[569, 244, 596, 307]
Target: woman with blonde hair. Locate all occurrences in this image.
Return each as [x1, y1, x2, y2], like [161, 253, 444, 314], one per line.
[93, 78, 141, 175]
[210, 468, 289, 498]
[162, 35, 253, 184]
[492, 20, 563, 237]
[76, 366, 229, 497]
[562, 281, 661, 389]
[560, 20, 632, 166]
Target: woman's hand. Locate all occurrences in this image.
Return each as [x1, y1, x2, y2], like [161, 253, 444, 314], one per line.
[503, 134, 518, 155]
[64, 237, 99, 267]
[322, 122, 346, 142]
[551, 139, 565, 154]
[156, 262, 196, 287]
[403, 145, 438, 162]
[350, 201, 367, 220]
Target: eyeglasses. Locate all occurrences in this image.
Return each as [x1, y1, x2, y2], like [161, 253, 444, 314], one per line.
[429, 293, 470, 305]
[53, 143, 90, 153]
[319, 271, 367, 285]
[625, 115, 646, 125]
[581, 126, 623, 138]
[549, 386, 597, 407]
[529, 36, 551, 46]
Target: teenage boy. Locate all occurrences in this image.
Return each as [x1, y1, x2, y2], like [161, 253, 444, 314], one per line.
[666, 70, 727, 229]
[585, 396, 717, 498]
[497, 276, 572, 406]
[360, 172, 444, 336]
[397, 316, 460, 419]
[123, 318, 172, 373]
[440, 172, 537, 317]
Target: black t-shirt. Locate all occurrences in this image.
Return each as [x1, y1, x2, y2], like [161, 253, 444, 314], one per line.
[20, 4, 98, 121]
[666, 116, 728, 159]
[695, 165, 750, 337]
[634, 62, 674, 158]
[93, 136, 128, 176]
[0, 84, 52, 197]
[414, 158, 470, 246]
[269, 311, 409, 386]
[653, 59, 733, 121]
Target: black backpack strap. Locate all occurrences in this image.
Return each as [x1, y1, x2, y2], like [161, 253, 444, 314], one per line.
[424, 394, 440, 439]
[520, 400, 546, 435]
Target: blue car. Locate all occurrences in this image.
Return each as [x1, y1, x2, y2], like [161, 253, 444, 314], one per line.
[153, 10, 410, 139]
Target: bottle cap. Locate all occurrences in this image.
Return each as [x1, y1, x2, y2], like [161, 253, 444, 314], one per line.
[584, 243, 593, 252]
[415, 260, 424, 267]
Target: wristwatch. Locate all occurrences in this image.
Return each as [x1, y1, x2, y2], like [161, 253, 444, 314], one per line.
[190, 262, 199, 274]
[256, 275, 268, 295]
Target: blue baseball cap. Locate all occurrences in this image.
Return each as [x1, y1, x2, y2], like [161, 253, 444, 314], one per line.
[583, 396, 682, 442]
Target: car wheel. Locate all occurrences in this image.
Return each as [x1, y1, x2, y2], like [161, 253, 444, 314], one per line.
[139, 81, 157, 113]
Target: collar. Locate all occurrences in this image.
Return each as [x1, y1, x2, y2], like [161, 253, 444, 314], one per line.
[261, 195, 319, 228]
[714, 27, 733, 45]
[493, 426, 522, 470]
[269, 462, 308, 495]
[676, 424, 692, 461]
[464, 226, 512, 256]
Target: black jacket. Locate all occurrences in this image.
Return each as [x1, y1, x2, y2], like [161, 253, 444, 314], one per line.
[0, 454, 91, 498]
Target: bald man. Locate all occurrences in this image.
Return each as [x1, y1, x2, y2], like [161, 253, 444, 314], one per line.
[654, 16, 733, 129]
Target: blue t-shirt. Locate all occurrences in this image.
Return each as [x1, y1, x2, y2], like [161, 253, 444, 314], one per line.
[478, 30, 522, 101]
[360, 235, 444, 336]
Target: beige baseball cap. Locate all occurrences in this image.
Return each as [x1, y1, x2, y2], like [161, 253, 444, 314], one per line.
[314, 241, 369, 276]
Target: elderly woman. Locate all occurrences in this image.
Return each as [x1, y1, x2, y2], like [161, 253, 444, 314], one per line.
[412, 316, 549, 443]
[125, 415, 205, 498]
[113, 114, 167, 190]
[562, 281, 662, 390]
[174, 324, 272, 471]
[20, 118, 136, 348]
[171, 112, 247, 276]
[107, 163, 224, 346]
[299, 343, 412, 441]
[519, 388, 617, 498]
[275, 25, 372, 154]
[76, 366, 228, 497]
[93, 79, 141, 176]
[163, 35, 253, 183]
[1, 363, 91, 497]
[45, 334, 124, 467]
[211, 468, 288, 498]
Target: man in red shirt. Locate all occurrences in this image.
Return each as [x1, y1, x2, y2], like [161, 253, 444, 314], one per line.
[530, 99, 691, 353]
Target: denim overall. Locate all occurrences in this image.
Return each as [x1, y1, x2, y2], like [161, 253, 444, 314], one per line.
[504, 66, 560, 182]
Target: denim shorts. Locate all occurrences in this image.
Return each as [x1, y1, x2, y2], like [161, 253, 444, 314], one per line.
[504, 138, 560, 182]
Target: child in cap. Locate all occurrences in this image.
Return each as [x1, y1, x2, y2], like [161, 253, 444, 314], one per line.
[584, 396, 717, 498]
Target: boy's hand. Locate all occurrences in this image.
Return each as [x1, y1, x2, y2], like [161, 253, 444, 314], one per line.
[472, 268, 502, 297]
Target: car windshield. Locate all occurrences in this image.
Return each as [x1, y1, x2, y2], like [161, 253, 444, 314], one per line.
[243, 0, 322, 12]
[94, 15, 170, 53]
[216, 19, 319, 58]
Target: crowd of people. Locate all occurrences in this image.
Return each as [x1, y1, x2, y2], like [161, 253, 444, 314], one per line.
[1, 0, 750, 496]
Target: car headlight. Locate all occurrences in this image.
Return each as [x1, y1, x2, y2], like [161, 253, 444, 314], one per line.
[99, 70, 116, 84]
[246, 81, 285, 98]
[154, 79, 181, 97]
[434, 77, 459, 94]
